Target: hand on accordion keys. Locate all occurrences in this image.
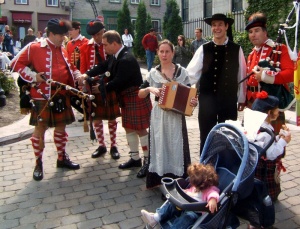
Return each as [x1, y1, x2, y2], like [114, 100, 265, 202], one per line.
[190, 97, 198, 107]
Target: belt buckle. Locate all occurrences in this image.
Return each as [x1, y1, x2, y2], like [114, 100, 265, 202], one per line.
[249, 86, 257, 92]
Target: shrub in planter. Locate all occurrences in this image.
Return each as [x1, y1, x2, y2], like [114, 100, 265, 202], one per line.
[0, 70, 16, 95]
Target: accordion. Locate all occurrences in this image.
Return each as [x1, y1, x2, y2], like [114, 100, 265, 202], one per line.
[158, 81, 197, 116]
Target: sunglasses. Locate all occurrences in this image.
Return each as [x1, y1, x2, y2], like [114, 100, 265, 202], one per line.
[178, 39, 182, 41]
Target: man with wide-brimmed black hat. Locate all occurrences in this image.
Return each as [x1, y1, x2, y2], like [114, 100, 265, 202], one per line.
[187, 13, 247, 154]
[79, 19, 121, 160]
[11, 18, 83, 181]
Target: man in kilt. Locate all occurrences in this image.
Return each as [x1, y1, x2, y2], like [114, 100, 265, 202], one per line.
[10, 18, 82, 181]
[80, 19, 121, 160]
[245, 12, 294, 135]
[66, 21, 88, 121]
[80, 30, 152, 178]
[245, 13, 294, 201]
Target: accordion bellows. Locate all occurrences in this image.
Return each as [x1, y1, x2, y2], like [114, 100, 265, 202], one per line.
[158, 81, 197, 116]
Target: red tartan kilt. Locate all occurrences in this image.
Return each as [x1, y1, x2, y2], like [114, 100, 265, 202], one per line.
[255, 158, 281, 201]
[120, 86, 152, 130]
[30, 94, 75, 127]
[92, 91, 121, 120]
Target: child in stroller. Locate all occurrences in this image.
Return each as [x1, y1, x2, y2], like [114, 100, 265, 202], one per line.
[147, 118, 274, 229]
[141, 163, 220, 229]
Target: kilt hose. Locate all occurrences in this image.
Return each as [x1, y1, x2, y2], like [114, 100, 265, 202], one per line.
[119, 86, 152, 130]
[255, 158, 282, 201]
[92, 91, 121, 120]
[30, 93, 75, 127]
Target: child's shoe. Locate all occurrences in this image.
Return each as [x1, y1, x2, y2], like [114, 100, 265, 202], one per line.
[141, 209, 158, 228]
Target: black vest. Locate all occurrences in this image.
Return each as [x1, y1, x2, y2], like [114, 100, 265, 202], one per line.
[200, 41, 240, 99]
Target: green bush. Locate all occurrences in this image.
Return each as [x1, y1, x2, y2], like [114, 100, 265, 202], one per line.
[0, 70, 16, 94]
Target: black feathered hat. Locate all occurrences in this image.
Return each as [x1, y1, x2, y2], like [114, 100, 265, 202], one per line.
[245, 13, 267, 31]
[47, 18, 71, 35]
[86, 19, 105, 35]
[252, 91, 279, 113]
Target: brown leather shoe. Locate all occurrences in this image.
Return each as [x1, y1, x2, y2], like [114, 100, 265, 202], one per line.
[57, 153, 80, 170]
[91, 146, 107, 158]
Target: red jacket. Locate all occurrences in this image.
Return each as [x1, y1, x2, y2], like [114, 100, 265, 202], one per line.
[79, 38, 106, 74]
[142, 33, 158, 52]
[11, 39, 77, 100]
[246, 39, 294, 100]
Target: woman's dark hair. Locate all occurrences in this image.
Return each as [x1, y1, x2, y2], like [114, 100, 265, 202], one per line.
[177, 35, 186, 47]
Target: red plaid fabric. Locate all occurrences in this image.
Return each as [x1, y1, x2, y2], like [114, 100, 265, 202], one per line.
[255, 158, 282, 201]
[119, 86, 152, 130]
[92, 91, 121, 120]
[29, 93, 75, 127]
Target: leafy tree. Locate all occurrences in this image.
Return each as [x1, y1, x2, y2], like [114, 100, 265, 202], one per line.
[245, 0, 297, 45]
[133, 1, 148, 59]
[162, 0, 183, 44]
[146, 14, 152, 33]
[117, 0, 133, 37]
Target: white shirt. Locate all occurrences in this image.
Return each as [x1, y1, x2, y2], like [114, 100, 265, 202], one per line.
[254, 121, 287, 160]
[186, 37, 247, 103]
[122, 34, 133, 47]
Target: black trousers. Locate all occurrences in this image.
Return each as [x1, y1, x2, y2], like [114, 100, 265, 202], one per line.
[198, 94, 237, 154]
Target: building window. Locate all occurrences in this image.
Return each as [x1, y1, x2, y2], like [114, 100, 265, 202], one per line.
[47, 0, 58, 7]
[152, 20, 160, 33]
[131, 19, 136, 30]
[130, 0, 140, 4]
[15, 0, 28, 4]
[204, 0, 212, 18]
[110, 0, 120, 2]
[181, 0, 189, 21]
[151, 0, 160, 6]
[232, 0, 243, 11]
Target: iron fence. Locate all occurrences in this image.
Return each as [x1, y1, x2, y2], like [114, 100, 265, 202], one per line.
[183, 11, 246, 39]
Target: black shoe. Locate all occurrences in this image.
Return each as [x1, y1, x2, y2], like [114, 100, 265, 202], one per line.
[91, 146, 107, 158]
[33, 158, 43, 181]
[110, 146, 120, 159]
[137, 163, 149, 178]
[119, 158, 142, 169]
[57, 153, 80, 170]
[78, 117, 84, 122]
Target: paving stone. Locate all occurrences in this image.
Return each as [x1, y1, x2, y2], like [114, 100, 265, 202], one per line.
[77, 218, 103, 229]
[35, 218, 61, 229]
[0, 219, 20, 229]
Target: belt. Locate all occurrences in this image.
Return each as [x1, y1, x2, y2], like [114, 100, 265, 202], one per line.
[247, 86, 259, 92]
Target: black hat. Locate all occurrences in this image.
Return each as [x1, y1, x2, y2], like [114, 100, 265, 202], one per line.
[47, 18, 71, 35]
[252, 91, 279, 113]
[245, 13, 267, 31]
[72, 21, 81, 30]
[86, 19, 105, 35]
[204, 13, 234, 26]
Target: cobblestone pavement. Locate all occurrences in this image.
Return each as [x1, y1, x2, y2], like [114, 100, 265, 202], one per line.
[1, 107, 300, 228]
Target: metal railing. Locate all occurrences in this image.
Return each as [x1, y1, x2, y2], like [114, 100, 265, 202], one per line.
[183, 11, 245, 39]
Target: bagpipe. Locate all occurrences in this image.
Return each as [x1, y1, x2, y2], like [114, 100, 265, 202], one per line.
[19, 75, 95, 127]
[239, 1, 299, 110]
[82, 71, 111, 140]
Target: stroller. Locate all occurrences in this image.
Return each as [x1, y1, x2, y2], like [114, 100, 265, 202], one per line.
[152, 123, 275, 229]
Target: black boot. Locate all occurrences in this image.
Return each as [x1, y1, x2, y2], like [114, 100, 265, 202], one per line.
[57, 152, 80, 170]
[33, 158, 43, 181]
[137, 157, 149, 178]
